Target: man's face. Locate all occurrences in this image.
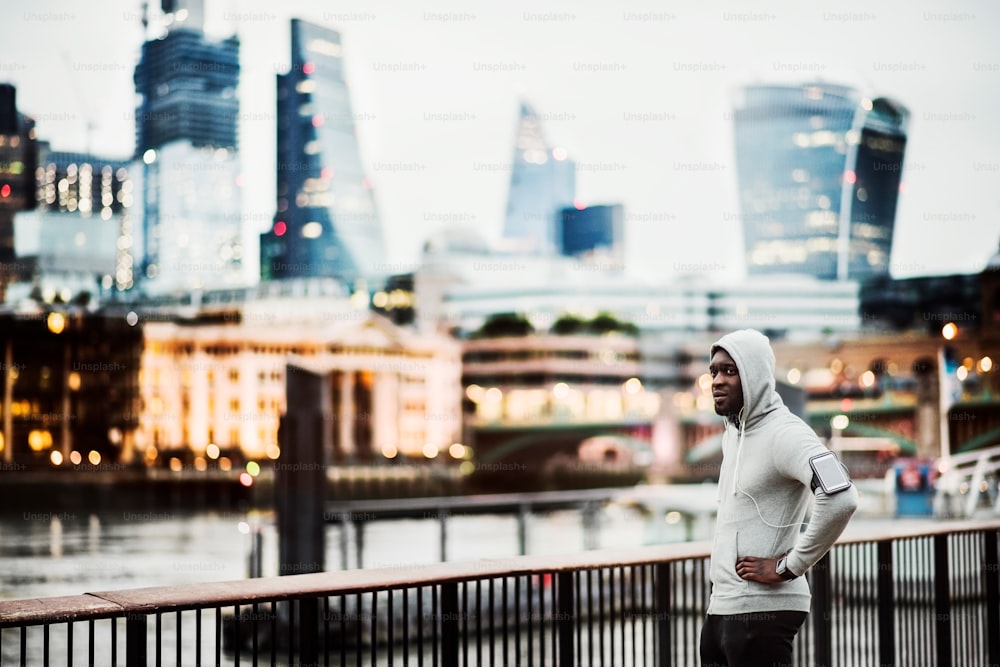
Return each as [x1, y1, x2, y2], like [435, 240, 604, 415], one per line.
[709, 348, 744, 417]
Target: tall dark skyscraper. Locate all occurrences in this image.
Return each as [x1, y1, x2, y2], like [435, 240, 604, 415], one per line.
[559, 203, 624, 267]
[260, 19, 386, 288]
[0, 83, 37, 300]
[732, 83, 908, 281]
[133, 0, 243, 294]
[502, 102, 576, 254]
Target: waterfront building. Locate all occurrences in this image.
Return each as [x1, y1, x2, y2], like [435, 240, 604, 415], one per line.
[459, 320, 693, 486]
[732, 82, 908, 280]
[462, 329, 682, 428]
[137, 293, 461, 466]
[501, 102, 576, 254]
[558, 203, 624, 270]
[0, 310, 142, 467]
[259, 18, 387, 289]
[133, 0, 244, 294]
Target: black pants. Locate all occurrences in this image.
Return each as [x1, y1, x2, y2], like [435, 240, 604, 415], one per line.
[699, 611, 807, 667]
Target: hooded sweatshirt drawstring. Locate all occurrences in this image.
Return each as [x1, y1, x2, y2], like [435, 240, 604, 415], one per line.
[730, 406, 747, 495]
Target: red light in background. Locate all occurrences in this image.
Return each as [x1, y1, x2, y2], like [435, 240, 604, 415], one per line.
[362, 178, 372, 189]
[239, 472, 253, 487]
[312, 114, 324, 128]
[274, 221, 287, 236]
[573, 198, 586, 210]
[0, 184, 10, 198]
[303, 61, 315, 75]
[844, 170, 857, 185]
[320, 166, 334, 180]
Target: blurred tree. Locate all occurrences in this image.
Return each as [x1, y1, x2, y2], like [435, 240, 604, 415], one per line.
[587, 312, 638, 337]
[551, 314, 585, 335]
[472, 312, 534, 338]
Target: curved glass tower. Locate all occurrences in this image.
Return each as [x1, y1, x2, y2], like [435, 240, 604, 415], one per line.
[502, 102, 576, 254]
[732, 83, 908, 281]
[260, 19, 386, 288]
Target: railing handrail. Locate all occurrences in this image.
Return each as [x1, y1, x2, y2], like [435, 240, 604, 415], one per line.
[938, 443, 1000, 469]
[323, 486, 635, 521]
[3, 518, 1000, 631]
[0, 594, 124, 628]
[934, 446, 1000, 516]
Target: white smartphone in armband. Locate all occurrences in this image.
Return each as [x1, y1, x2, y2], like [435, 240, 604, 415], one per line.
[809, 451, 852, 495]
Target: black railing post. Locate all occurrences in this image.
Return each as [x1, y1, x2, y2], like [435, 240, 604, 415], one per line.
[984, 529, 1000, 667]
[125, 613, 146, 667]
[934, 533, 952, 667]
[441, 582, 459, 667]
[655, 562, 671, 667]
[556, 571, 574, 666]
[876, 540, 895, 667]
[277, 364, 329, 577]
[811, 553, 833, 667]
[299, 597, 319, 667]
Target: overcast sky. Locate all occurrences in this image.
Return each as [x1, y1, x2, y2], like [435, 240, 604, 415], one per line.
[2, 0, 998, 284]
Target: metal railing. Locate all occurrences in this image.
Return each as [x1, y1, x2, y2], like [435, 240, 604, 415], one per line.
[1, 520, 998, 666]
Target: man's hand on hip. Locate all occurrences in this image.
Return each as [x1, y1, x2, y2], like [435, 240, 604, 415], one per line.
[735, 556, 786, 584]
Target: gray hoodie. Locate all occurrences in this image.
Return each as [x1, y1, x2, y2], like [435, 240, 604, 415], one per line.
[707, 329, 859, 615]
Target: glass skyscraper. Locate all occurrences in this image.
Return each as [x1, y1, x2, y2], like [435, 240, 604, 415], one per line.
[133, 0, 243, 294]
[502, 102, 576, 254]
[732, 83, 908, 281]
[260, 19, 386, 289]
[559, 203, 624, 266]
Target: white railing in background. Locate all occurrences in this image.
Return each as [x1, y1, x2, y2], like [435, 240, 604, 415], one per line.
[934, 444, 1000, 518]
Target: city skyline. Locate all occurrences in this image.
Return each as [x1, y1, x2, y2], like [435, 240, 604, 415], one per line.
[1, 0, 998, 287]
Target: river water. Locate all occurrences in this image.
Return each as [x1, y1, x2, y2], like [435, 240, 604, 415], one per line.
[0, 493, 916, 665]
[0, 504, 674, 602]
[0, 504, 681, 664]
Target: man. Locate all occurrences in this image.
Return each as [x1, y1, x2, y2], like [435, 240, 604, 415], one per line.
[700, 329, 858, 666]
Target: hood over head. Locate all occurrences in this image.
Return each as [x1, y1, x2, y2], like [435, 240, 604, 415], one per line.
[711, 329, 784, 429]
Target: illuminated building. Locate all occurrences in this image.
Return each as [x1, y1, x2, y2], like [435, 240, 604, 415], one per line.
[260, 19, 386, 288]
[0, 311, 142, 467]
[0, 83, 37, 300]
[7, 144, 136, 302]
[459, 324, 691, 486]
[133, 0, 243, 294]
[137, 290, 461, 465]
[462, 333, 678, 428]
[501, 102, 576, 254]
[732, 82, 908, 280]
